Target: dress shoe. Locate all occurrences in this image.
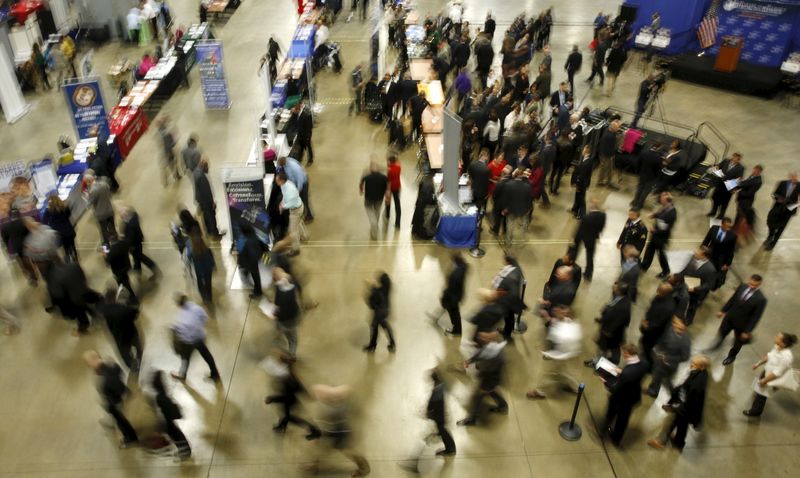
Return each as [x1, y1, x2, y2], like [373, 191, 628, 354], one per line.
[705, 211, 715, 217]
[436, 448, 456, 456]
[488, 406, 508, 414]
[742, 410, 761, 418]
[457, 418, 476, 426]
[445, 328, 462, 336]
[722, 356, 735, 366]
[387, 343, 396, 353]
[305, 428, 322, 440]
[362, 346, 375, 353]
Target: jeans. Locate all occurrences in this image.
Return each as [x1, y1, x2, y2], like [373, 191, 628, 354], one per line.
[385, 190, 401, 228]
[365, 201, 383, 239]
[177, 340, 220, 379]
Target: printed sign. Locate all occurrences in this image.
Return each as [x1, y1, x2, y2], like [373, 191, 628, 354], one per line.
[225, 178, 270, 247]
[196, 41, 231, 109]
[63, 78, 109, 140]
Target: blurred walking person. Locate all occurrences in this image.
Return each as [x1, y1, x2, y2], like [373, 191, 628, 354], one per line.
[83, 350, 139, 448]
[170, 294, 221, 382]
[363, 272, 396, 353]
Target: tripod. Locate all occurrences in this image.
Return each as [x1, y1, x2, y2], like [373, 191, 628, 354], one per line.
[642, 86, 668, 134]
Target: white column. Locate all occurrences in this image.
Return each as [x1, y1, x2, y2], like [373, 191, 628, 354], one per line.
[0, 45, 30, 123]
[49, 0, 73, 33]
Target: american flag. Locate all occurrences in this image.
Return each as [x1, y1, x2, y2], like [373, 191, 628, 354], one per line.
[697, 0, 720, 49]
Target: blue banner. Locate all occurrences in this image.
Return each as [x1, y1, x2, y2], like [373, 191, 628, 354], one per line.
[63, 79, 109, 140]
[196, 41, 231, 109]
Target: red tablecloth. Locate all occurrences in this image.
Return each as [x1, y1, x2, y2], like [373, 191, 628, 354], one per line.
[109, 106, 149, 158]
[10, 1, 43, 24]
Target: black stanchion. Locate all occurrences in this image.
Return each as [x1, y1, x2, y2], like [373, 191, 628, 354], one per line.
[559, 382, 585, 441]
[469, 208, 486, 258]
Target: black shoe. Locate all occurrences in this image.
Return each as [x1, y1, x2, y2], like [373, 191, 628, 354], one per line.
[706, 212, 715, 217]
[435, 448, 456, 456]
[583, 273, 592, 282]
[722, 356, 735, 366]
[272, 424, 287, 433]
[305, 428, 322, 440]
[488, 406, 508, 414]
[743, 410, 761, 418]
[249, 293, 262, 299]
[445, 328, 462, 336]
[388, 343, 396, 353]
[264, 396, 274, 404]
[119, 439, 139, 449]
[363, 346, 375, 353]
[457, 418, 476, 426]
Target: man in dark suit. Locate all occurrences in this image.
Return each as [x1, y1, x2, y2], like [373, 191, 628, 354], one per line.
[701, 218, 737, 289]
[426, 370, 456, 456]
[573, 198, 606, 280]
[734, 164, 763, 230]
[617, 209, 648, 265]
[570, 146, 593, 219]
[541, 265, 580, 320]
[459, 331, 508, 426]
[639, 282, 676, 364]
[95, 288, 143, 371]
[641, 192, 677, 278]
[564, 45, 582, 96]
[681, 247, 717, 325]
[586, 282, 631, 366]
[121, 207, 161, 280]
[547, 251, 582, 291]
[619, 246, 641, 303]
[602, 343, 649, 446]
[193, 159, 225, 239]
[409, 90, 429, 140]
[707, 153, 744, 219]
[586, 40, 607, 86]
[502, 170, 534, 245]
[104, 233, 139, 305]
[468, 149, 491, 213]
[83, 350, 139, 447]
[473, 33, 494, 88]
[440, 254, 468, 336]
[493, 255, 526, 339]
[765, 172, 799, 250]
[491, 166, 513, 236]
[708, 274, 767, 365]
[550, 82, 570, 110]
[292, 102, 314, 165]
[631, 142, 662, 209]
[667, 273, 690, 320]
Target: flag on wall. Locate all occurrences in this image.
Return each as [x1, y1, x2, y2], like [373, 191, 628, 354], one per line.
[697, 0, 720, 48]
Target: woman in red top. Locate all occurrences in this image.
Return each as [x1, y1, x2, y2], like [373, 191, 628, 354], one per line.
[487, 152, 507, 197]
[386, 155, 402, 229]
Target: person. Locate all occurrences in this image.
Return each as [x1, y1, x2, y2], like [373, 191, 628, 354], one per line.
[264, 354, 321, 438]
[733, 164, 763, 242]
[619, 246, 642, 303]
[468, 148, 491, 213]
[667, 273, 691, 320]
[84, 172, 116, 245]
[136, 52, 155, 78]
[359, 160, 390, 241]
[646, 318, 691, 398]
[363, 272, 395, 352]
[502, 168, 533, 244]
[411, 173, 438, 239]
[540, 265, 580, 324]
[458, 331, 508, 426]
[181, 135, 202, 174]
[350, 63, 367, 116]
[701, 218, 736, 289]
[2, 208, 36, 284]
[641, 192, 677, 278]
[95, 288, 143, 372]
[639, 282, 676, 362]
[708, 274, 767, 365]
[170, 293, 221, 382]
[647, 355, 710, 451]
[187, 231, 215, 306]
[293, 102, 315, 165]
[492, 255, 526, 339]
[127, 4, 142, 43]
[601, 344, 649, 446]
[83, 350, 139, 447]
[743, 332, 798, 418]
[597, 120, 620, 189]
[527, 308, 582, 399]
[570, 145, 593, 219]
[631, 74, 656, 129]
[104, 232, 139, 305]
[43, 195, 77, 262]
[764, 172, 799, 250]
[681, 247, 716, 326]
[708, 153, 745, 219]
[156, 117, 180, 184]
[151, 371, 191, 458]
[48, 261, 97, 335]
[268, 268, 301, 357]
[193, 159, 225, 240]
[657, 139, 686, 193]
[564, 45, 582, 96]
[586, 281, 632, 366]
[474, 33, 494, 88]
[573, 198, 606, 280]
[604, 41, 627, 96]
[424, 370, 456, 456]
[631, 142, 662, 209]
[237, 223, 265, 299]
[439, 253, 468, 336]
[385, 155, 402, 229]
[483, 110, 502, 155]
[617, 209, 647, 265]
[121, 207, 161, 280]
[585, 37, 607, 86]
[275, 172, 307, 256]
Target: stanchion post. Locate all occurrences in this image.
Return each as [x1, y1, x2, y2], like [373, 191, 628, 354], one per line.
[469, 207, 486, 258]
[558, 382, 585, 441]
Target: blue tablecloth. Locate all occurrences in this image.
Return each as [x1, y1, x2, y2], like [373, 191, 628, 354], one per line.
[435, 214, 477, 248]
[288, 25, 315, 59]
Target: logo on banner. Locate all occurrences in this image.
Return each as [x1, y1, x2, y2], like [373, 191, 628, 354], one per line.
[63, 79, 109, 140]
[722, 0, 786, 16]
[72, 85, 96, 107]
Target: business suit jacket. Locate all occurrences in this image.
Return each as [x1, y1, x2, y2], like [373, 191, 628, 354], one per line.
[736, 175, 762, 203]
[544, 280, 579, 308]
[496, 265, 525, 313]
[122, 212, 145, 249]
[681, 260, 716, 301]
[96, 302, 140, 343]
[721, 284, 767, 333]
[193, 169, 215, 209]
[617, 219, 648, 253]
[504, 179, 533, 215]
[547, 258, 582, 290]
[640, 295, 676, 350]
[468, 160, 490, 201]
[571, 157, 593, 190]
[597, 296, 632, 350]
[712, 159, 744, 194]
[606, 359, 649, 408]
[668, 369, 708, 427]
[469, 302, 506, 332]
[769, 180, 800, 218]
[637, 147, 662, 183]
[650, 205, 677, 244]
[575, 210, 606, 245]
[296, 107, 313, 141]
[671, 282, 690, 319]
[618, 261, 641, 302]
[550, 90, 568, 109]
[442, 262, 468, 307]
[701, 226, 736, 268]
[565, 51, 582, 74]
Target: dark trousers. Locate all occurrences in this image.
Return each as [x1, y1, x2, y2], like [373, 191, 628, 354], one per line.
[113, 331, 143, 370]
[196, 269, 213, 304]
[178, 340, 220, 379]
[549, 163, 565, 193]
[300, 182, 313, 220]
[605, 401, 635, 445]
[166, 419, 191, 454]
[106, 401, 138, 443]
[98, 217, 116, 245]
[747, 392, 768, 416]
[444, 303, 462, 334]
[766, 208, 791, 248]
[131, 243, 158, 273]
[641, 239, 669, 274]
[491, 207, 506, 235]
[468, 389, 507, 421]
[433, 418, 456, 452]
[588, 63, 604, 84]
[572, 187, 586, 218]
[295, 137, 314, 163]
[631, 100, 647, 129]
[647, 361, 677, 396]
[201, 207, 221, 236]
[62, 235, 78, 262]
[368, 316, 395, 348]
[385, 189, 401, 227]
[664, 414, 691, 449]
[600, 344, 622, 365]
[503, 310, 515, 339]
[711, 319, 747, 360]
[736, 199, 756, 228]
[244, 264, 262, 296]
[632, 179, 656, 209]
[113, 271, 139, 304]
[684, 292, 705, 326]
[709, 189, 732, 218]
[574, 237, 596, 278]
[567, 71, 576, 98]
[267, 395, 318, 432]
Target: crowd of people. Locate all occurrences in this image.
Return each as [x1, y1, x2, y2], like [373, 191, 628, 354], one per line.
[1, 1, 799, 476]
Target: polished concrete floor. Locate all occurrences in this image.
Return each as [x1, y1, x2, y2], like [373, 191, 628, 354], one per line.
[1, 0, 799, 477]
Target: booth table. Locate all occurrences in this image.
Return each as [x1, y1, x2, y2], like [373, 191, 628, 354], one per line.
[109, 106, 149, 158]
[421, 105, 443, 133]
[418, 80, 444, 106]
[409, 59, 433, 81]
[424, 133, 443, 169]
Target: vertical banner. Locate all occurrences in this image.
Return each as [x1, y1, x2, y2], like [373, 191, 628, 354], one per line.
[63, 77, 109, 140]
[224, 176, 271, 247]
[441, 108, 462, 210]
[196, 40, 231, 109]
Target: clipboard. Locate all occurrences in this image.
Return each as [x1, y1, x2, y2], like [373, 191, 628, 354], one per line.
[595, 357, 620, 382]
[724, 179, 739, 191]
[684, 276, 702, 290]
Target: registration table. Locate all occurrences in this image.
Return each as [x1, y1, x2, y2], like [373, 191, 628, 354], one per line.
[418, 80, 444, 106]
[409, 59, 433, 81]
[432, 174, 478, 248]
[109, 106, 149, 158]
[421, 105, 443, 133]
[424, 134, 443, 169]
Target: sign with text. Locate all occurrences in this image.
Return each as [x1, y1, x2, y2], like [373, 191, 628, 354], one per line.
[196, 41, 231, 109]
[224, 176, 270, 248]
[63, 78, 109, 140]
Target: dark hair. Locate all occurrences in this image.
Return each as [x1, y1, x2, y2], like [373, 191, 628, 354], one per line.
[751, 274, 763, 282]
[615, 281, 630, 296]
[276, 172, 288, 182]
[176, 294, 188, 307]
[378, 272, 392, 292]
[621, 343, 639, 356]
[781, 333, 797, 348]
[629, 208, 640, 215]
[721, 217, 732, 224]
[387, 154, 398, 163]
